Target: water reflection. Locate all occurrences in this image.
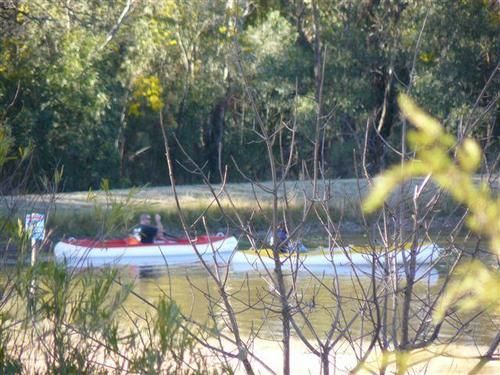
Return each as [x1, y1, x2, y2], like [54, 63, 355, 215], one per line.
[111, 261, 497, 348]
[135, 265, 166, 279]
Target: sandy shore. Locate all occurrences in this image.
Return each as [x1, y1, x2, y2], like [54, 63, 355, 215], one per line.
[215, 336, 500, 374]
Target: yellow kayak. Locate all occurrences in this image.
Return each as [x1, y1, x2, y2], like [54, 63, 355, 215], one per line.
[232, 243, 441, 268]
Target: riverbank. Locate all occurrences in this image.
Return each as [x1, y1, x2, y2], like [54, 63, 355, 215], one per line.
[3, 176, 484, 240]
[211, 336, 500, 374]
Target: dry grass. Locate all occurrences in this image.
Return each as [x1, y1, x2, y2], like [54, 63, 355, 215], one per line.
[52, 178, 367, 211]
[4, 176, 493, 238]
[10, 179, 370, 236]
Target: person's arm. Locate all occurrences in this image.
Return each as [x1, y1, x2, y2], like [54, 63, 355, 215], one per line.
[154, 214, 165, 240]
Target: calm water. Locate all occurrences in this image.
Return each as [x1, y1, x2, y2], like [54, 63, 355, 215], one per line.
[116, 257, 498, 348]
[4, 235, 496, 350]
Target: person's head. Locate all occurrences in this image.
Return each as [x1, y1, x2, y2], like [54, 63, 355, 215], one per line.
[140, 213, 152, 225]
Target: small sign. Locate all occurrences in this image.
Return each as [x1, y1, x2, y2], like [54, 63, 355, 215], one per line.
[25, 213, 45, 241]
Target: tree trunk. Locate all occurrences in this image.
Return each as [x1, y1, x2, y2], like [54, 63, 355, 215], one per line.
[203, 96, 228, 182]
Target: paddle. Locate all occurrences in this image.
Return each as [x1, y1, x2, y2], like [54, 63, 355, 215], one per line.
[162, 232, 181, 240]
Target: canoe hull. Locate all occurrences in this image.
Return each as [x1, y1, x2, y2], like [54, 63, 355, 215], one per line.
[231, 243, 441, 271]
[54, 235, 238, 266]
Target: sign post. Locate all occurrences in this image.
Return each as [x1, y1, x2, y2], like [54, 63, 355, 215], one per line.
[25, 213, 45, 266]
[25, 213, 45, 314]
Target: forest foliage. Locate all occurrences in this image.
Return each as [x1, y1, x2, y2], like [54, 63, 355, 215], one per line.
[0, 2, 499, 373]
[0, 0, 498, 191]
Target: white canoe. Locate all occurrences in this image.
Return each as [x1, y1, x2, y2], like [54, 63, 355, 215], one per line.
[54, 235, 238, 267]
[231, 243, 442, 272]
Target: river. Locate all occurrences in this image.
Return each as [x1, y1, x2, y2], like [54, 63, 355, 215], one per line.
[119, 255, 497, 348]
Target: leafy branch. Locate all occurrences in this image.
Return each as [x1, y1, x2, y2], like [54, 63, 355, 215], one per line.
[362, 94, 500, 372]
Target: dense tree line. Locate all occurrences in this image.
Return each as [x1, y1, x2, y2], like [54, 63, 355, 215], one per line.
[0, 0, 498, 191]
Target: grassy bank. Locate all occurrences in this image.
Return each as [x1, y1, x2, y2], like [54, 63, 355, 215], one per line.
[2, 177, 473, 240]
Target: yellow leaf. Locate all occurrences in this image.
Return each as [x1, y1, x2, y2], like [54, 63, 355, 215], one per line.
[398, 94, 443, 139]
[457, 138, 481, 172]
[434, 261, 500, 322]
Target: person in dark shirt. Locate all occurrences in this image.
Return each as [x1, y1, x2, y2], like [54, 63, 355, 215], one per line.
[276, 222, 289, 253]
[135, 213, 165, 243]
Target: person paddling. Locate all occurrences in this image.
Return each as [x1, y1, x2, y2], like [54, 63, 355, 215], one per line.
[134, 213, 165, 243]
[276, 222, 289, 253]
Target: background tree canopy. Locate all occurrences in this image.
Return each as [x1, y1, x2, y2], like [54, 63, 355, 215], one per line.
[0, 0, 498, 192]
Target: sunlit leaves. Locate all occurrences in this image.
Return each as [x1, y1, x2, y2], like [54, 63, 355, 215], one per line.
[362, 162, 428, 214]
[364, 95, 500, 255]
[434, 261, 500, 321]
[419, 52, 435, 64]
[15, 2, 30, 24]
[148, 14, 176, 47]
[128, 75, 164, 116]
[363, 94, 500, 327]
[456, 138, 481, 173]
[398, 95, 447, 142]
